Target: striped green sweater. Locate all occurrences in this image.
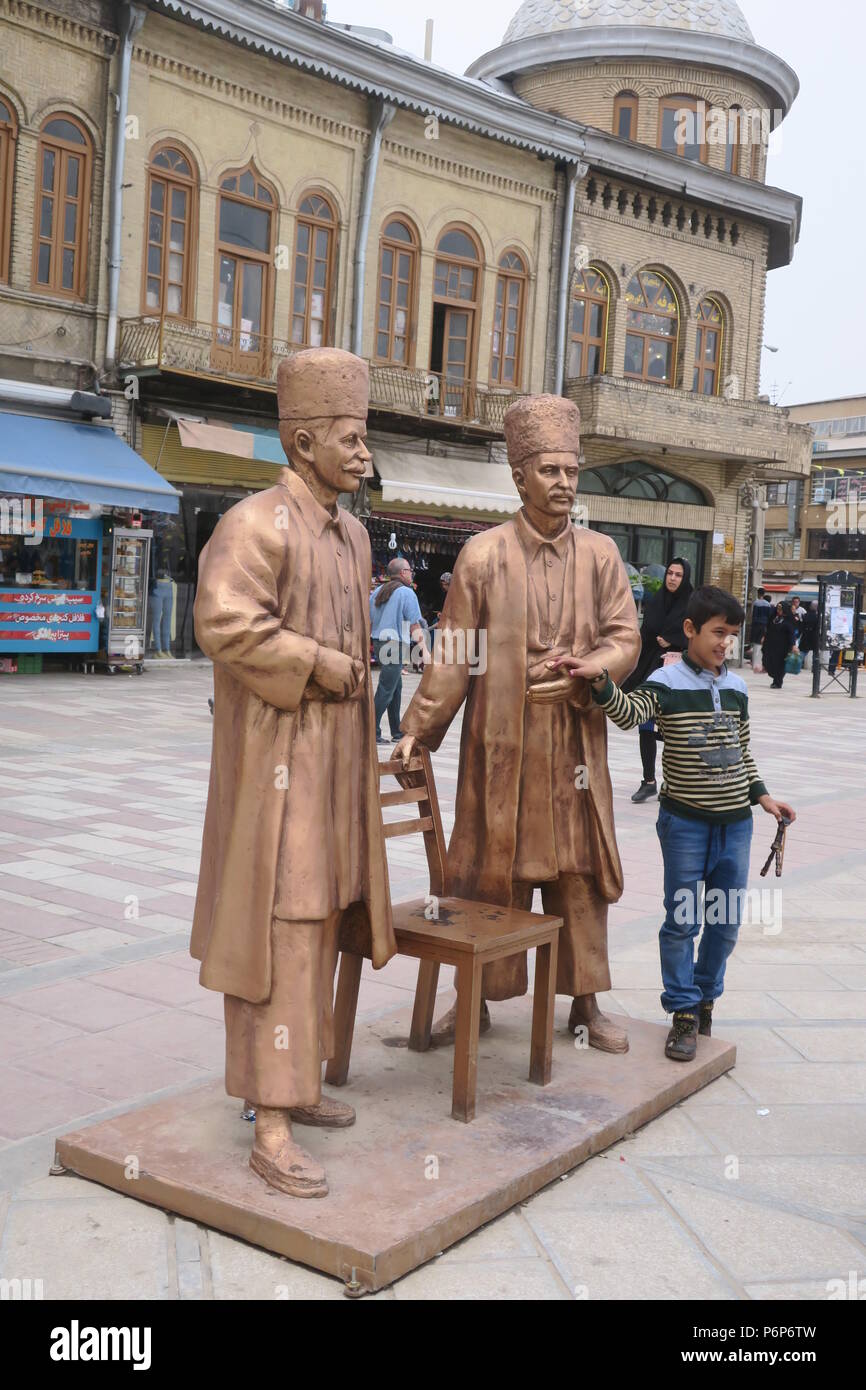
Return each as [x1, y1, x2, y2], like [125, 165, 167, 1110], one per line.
[592, 655, 767, 824]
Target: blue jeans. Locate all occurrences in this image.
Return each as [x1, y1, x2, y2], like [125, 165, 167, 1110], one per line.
[148, 580, 173, 651]
[373, 637, 403, 738]
[656, 807, 753, 1013]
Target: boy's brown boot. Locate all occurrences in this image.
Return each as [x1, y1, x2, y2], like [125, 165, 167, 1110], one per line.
[665, 1010, 698, 1061]
[699, 1000, 714, 1037]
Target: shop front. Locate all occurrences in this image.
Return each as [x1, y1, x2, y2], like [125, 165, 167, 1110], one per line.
[0, 410, 179, 670]
[0, 500, 102, 660]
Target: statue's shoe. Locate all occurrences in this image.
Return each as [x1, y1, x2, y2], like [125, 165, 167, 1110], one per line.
[250, 1141, 328, 1198]
[568, 1001, 630, 1054]
[288, 1097, 356, 1128]
[430, 998, 491, 1047]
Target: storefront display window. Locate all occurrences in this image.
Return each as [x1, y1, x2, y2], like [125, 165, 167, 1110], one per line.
[0, 531, 97, 588]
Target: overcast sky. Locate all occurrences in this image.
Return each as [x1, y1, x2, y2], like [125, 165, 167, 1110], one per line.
[328, 0, 865, 410]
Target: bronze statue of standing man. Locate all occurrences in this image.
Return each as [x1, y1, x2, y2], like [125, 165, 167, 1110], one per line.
[191, 349, 395, 1199]
[396, 395, 640, 1051]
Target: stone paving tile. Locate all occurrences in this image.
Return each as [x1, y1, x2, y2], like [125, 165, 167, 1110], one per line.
[652, 1177, 864, 1284]
[0, 1067, 110, 1140]
[15, 1033, 209, 1103]
[634, 1154, 866, 1222]
[393, 1254, 569, 1300]
[11, 978, 166, 1030]
[523, 1202, 739, 1300]
[768, 991, 866, 1020]
[0, 1001, 82, 1058]
[685, 1103, 866, 1157]
[0, 1195, 171, 1299]
[99, 1009, 224, 1070]
[88, 960, 209, 1007]
[773, 1027, 866, 1063]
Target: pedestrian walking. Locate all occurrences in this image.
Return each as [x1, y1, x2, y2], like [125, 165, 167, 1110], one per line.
[799, 600, 819, 671]
[370, 557, 427, 743]
[762, 602, 797, 689]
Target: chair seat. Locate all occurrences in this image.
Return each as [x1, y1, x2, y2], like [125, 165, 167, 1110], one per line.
[392, 895, 562, 957]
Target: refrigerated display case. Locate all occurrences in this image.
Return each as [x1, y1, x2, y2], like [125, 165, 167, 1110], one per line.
[106, 528, 152, 673]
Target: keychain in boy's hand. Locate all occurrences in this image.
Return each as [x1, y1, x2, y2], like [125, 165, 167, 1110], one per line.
[760, 815, 792, 878]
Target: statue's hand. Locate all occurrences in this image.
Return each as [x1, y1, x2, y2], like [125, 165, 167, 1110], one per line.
[393, 734, 417, 767]
[526, 675, 575, 705]
[527, 645, 571, 684]
[312, 646, 361, 699]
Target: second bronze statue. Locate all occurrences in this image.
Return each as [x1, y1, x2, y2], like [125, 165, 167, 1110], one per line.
[396, 394, 641, 1052]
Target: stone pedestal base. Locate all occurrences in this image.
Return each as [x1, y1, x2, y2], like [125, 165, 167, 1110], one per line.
[56, 1001, 734, 1294]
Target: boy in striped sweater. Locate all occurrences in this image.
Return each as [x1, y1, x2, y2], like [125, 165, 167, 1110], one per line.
[549, 586, 796, 1061]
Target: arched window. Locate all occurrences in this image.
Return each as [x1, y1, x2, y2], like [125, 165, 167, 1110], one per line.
[658, 95, 706, 163]
[0, 95, 17, 284]
[213, 163, 275, 374]
[292, 192, 336, 347]
[579, 461, 707, 506]
[693, 298, 724, 396]
[568, 266, 609, 378]
[33, 114, 92, 298]
[725, 107, 743, 175]
[144, 145, 196, 318]
[624, 269, 679, 387]
[375, 217, 418, 365]
[430, 225, 481, 416]
[613, 91, 638, 142]
[490, 249, 527, 388]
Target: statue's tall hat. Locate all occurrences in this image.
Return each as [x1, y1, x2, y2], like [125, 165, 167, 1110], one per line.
[504, 394, 581, 467]
[277, 348, 369, 421]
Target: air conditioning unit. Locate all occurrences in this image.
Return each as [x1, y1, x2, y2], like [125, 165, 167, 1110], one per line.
[813, 489, 828, 503]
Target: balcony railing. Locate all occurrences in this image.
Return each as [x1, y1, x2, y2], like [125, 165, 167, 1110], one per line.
[119, 316, 522, 430]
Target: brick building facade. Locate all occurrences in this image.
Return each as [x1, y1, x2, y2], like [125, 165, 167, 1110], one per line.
[0, 0, 813, 650]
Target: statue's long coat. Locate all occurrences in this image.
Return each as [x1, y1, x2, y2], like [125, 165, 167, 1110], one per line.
[190, 468, 395, 1004]
[401, 519, 641, 907]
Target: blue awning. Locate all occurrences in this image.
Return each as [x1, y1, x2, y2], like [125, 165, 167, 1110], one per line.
[0, 412, 180, 514]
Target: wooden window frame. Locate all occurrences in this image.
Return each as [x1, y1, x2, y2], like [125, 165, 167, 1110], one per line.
[212, 161, 276, 369]
[31, 113, 92, 300]
[291, 189, 337, 349]
[693, 297, 724, 397]
[489, 249, 527, 389]
[613, 91, 638, 142]
[623, 269, 680, 389]
[431, 223, 483, 390]
[568, 265, 610, 380]
[374, 217, 419, 367]
[657, 95, 708, 164]
[0, 94, 17, 285]
[141, 142, 197, 321]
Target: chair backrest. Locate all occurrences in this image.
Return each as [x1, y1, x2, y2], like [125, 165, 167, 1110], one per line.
[378, 746, 447, 897]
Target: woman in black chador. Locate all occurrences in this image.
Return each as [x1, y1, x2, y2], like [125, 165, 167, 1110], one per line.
[625, 556, 692, 802]
[762, 601, 798, 689]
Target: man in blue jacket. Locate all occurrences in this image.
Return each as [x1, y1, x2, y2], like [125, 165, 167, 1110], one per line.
[370, 557, 427, 743]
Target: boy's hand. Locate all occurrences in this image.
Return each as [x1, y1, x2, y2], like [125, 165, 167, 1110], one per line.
[545, 654, 606, 682]
[758, 794, 796, 825]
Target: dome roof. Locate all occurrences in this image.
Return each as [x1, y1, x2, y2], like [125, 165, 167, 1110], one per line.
[503, 0, 754, 46]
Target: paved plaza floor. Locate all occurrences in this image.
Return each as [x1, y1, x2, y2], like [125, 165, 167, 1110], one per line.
[0, 660, 864, 1300]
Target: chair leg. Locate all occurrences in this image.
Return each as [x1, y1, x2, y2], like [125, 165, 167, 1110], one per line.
[408, 959, 440, 1052]
[325, 951, 363, 1087]
[451, 961, 482, 1122]
[529, 936, 558, 1086]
